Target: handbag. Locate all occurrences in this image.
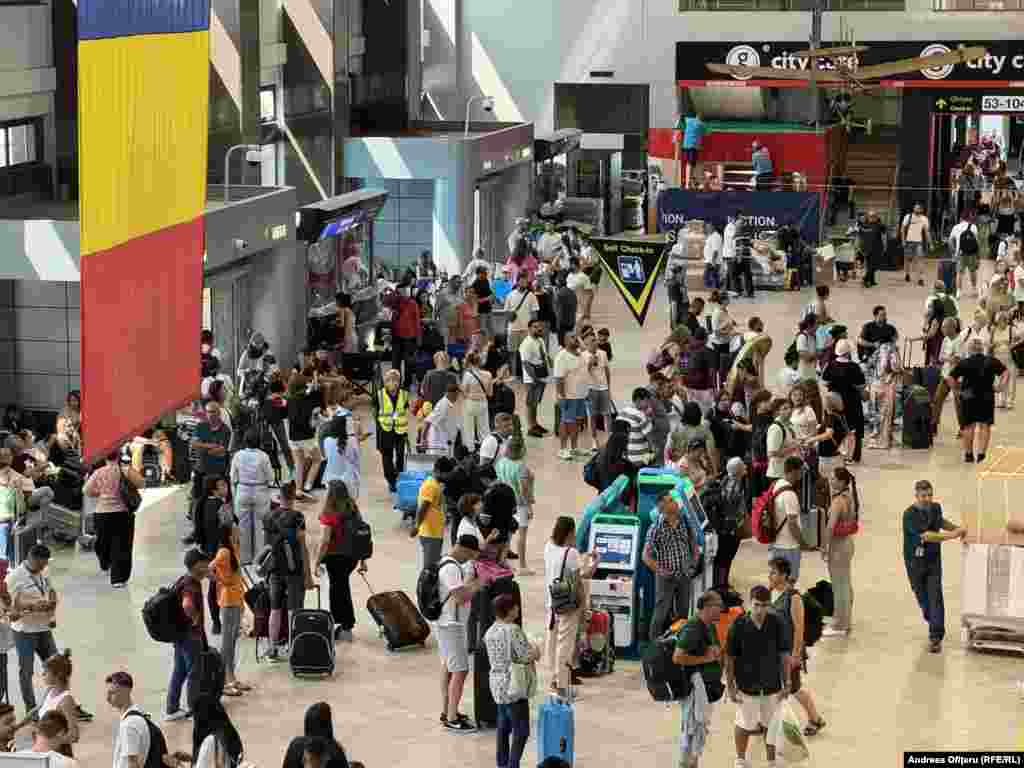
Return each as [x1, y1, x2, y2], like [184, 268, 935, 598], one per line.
[508, 659, 537, 701]
[548, 549, 578, 615]
[508, 290, 531, 325]
[118, 466, 142, 513]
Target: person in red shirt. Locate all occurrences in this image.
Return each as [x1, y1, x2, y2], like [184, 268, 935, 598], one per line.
[165, 549, 210, 721]
[386, 281, 423, 389]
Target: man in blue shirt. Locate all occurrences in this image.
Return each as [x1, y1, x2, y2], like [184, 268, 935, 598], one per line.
[902, 479, 966, 653]
[676, 113, 707, 188]
[751, 141, 773, 190]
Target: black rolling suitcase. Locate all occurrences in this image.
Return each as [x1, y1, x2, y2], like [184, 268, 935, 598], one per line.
[290, 586, 335, 677]
[473, 646, 498, 729]
[902, 385, 932, 449]
[141, 445, 162, 488]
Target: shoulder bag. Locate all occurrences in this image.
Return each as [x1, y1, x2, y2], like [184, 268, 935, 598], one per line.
[508, 290, 532, 325]
[507, 629, 538, 700]
[549, 548, 579, 615]
[118, 465, 142, 513]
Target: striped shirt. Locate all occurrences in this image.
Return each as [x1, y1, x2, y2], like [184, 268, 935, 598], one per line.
[618, 406, 653, 466]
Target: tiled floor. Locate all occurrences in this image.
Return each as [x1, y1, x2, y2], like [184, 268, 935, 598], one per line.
[48, 269, 1023, 767]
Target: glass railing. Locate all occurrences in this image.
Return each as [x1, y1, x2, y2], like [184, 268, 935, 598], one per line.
[678, 0, 905, 9]
[933, 0, 1023, 9]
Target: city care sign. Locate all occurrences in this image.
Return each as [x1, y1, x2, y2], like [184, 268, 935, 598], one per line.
[677, 40, 1024, 88]
[590, 238, 668, 327]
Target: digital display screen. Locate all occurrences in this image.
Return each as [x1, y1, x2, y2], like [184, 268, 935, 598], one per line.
[592, 527, 638, 571]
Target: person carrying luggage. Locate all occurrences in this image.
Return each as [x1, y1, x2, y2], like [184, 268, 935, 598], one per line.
[436, 535, 483, 732]
[484, 593, 541, 768]
[165, 549, 211, 722]
[672, 591, 726, 768]
[315, 480, 369, 644]
[263, 482, 314, 659]
[375, 369, 410, 494]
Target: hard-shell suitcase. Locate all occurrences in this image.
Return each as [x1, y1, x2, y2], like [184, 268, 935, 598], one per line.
[537, 687, 575, 766]
[396, 470, 430, 514]
[473, 646, 497, 729]
[187, 643, 225, 708]
[902, 385, 932, 449]
[78, 495, 96, 551]
[290, 586, 335, 677]
[467, 575, 522, 652]
[361, 574, 430, 651]
[141, 445, 162, 488]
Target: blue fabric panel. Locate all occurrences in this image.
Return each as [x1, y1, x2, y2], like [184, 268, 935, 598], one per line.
[78, 0, 210, 40]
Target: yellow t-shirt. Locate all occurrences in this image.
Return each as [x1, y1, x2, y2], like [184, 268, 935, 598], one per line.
[416, 477, 445, 539]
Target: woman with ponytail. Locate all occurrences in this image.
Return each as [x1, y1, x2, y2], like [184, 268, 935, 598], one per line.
[822, 466, 859, 637]
[39, 650, 80, 756]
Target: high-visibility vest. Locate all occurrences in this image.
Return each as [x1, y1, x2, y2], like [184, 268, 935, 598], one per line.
[377, 389, 409, 434]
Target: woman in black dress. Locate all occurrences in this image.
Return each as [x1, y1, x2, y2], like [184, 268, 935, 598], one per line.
[823, 339, 866, 464]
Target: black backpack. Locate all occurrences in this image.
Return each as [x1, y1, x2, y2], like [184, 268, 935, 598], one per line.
[125, 711, 170, 768]
[263, 509, 301, 575]
[775, 589, 824, 648]
[784, 339, 798, 369]
[960, 227, 979, 256]
[417, 556, 459, 621]
[142, 580, 189, 643]
[642, 631, 691, 702]
[338, 509, 374, 562]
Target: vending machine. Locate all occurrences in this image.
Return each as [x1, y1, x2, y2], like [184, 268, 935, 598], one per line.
[588, 513, 642, 659]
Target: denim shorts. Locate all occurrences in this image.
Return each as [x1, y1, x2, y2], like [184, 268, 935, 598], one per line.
[560, 398, 588, 423]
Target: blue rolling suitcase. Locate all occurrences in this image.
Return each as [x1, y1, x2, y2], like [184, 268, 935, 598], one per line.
[537, 689, 575, 766]
[396, 470, 429, 514]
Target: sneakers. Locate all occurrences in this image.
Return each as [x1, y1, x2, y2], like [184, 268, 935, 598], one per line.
[822, 627, 848, 637]
[335, 629, 354, 643]
[266, 646, 289, 663]
[527, 426, 546, 438]
[965, 452, 975, 463]
[977, 453, 986, 463]
[558, 449, 572, 460]
[75, 705, 93, 722]
[164, 709, 189, 722]
[734, 758, 750, 768]
[439, 712, 469, 725]
[442, 718, 476, 733]
[929, 639, 942, 653]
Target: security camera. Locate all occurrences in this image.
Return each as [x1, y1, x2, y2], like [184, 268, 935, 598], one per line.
[482, 97, 495, 113]
[233, 238, 248, 250]
[245, 149, 262, 166]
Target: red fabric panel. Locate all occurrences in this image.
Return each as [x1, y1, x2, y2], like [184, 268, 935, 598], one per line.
[80, 217, 203, 462]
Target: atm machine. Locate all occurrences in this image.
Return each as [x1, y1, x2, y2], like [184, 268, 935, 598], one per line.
[588, 513, 642, 660]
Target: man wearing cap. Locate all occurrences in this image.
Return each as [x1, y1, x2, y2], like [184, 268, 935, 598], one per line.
[436, 535, 482, 732]
[643, 489, 699, 640]
[824, 339, 867, 463]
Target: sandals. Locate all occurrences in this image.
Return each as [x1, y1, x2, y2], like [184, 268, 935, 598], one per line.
[803, 718, 827, 736]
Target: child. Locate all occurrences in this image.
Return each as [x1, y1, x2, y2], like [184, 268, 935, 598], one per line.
[597, 327, 614, 362]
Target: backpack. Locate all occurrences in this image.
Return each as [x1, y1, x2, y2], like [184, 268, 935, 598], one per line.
[960, 227, 979, 256]
[126, 711, 170, 768]
[338, 509, 374, 561]
[262, 509, 301, 576]
[141, 579, 190, 643]
[200, 352, 217, 379]
[775, 589, 824, 648]
[698, 477, 723, 532]
[417, 556, 460, 621]
[750, 483, 795, 545]
[642, 630, 692, 702]
[784, 339, 798, 369]
[582, 453, 601, 490]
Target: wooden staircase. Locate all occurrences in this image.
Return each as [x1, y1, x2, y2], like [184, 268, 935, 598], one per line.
[845, 140, 900, 227]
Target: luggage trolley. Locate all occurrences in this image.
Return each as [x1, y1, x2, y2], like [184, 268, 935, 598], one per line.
[960, 446, 1024, 654]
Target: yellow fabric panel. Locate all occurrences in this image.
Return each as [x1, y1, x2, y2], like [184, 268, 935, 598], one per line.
[78, 31, 209, 256]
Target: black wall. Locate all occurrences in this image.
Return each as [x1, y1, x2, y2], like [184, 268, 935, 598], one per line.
[351, 0, 408, 135]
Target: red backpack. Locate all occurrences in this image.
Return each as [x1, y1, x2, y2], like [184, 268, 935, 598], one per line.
[751, 482, 796, 544]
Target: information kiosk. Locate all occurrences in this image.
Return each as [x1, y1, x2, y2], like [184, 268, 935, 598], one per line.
[588, 513, 642, 659]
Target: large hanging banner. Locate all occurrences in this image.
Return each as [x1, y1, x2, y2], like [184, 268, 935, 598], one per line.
[590, 238, 668, 327]
[78, 0, 210, 461]
[656, 190, 820, 245]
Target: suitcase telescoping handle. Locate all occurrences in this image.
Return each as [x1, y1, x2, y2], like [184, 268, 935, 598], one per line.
[358, 571, 377, 597]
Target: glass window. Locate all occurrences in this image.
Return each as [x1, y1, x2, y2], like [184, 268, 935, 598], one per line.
[0, 129, 7, 168]
[260, 87, 276, 123]
[8, 124, 34, 165]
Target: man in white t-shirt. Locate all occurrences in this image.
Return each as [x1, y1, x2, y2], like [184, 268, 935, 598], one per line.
[553, 333, 588, 460]
[106, 671, 152, 768]
[795, 316, 818, 383]
[722, 219, 737, 296]
[519, 319, 551, 438]
[703, 222, 723, 289]
[768, 457, 804, 583]
[901, 202, 930, 287]
[504, 272, 539, 379]
[566, 257, 594, 323]
[581, 330, 611, 450]
[479, 412, 514, 465]
[948, 212, 980, 299]
[436, 535, 482, 732]
[20, 710, 80, 767]
[422, 384, 463, 456]
[931, 317, 963, 438]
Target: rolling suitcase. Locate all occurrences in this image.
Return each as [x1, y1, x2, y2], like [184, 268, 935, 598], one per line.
[473, 646, 497, 729]
[290, 586, 335, 677]
[361, 573, 430, 651]
[902, 385, 932, 449]
[396, 470, 430, 514]
[186, 642, 225, 709]
[141, 445, 162, 488]
[242, 567, 272, 660]
[537, 684, 575, 766]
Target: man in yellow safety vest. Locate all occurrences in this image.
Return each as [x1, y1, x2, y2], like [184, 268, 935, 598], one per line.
[377, 368, 410, 492]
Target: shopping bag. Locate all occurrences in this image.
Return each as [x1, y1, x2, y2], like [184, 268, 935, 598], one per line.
[767, 699, 811, 764]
